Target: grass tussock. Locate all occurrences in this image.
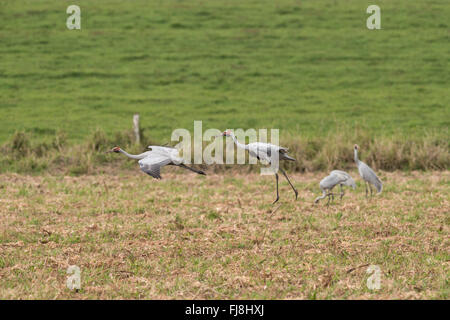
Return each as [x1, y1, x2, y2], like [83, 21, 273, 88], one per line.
[0, 129, 149, 175]
[281, 129, 449, 172]
[0, 128, 448, 175]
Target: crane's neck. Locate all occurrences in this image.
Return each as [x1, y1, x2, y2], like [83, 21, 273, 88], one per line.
[119, 149, 147, 160]
[229, 133, 248, 150]
[354, 149, 360, 164]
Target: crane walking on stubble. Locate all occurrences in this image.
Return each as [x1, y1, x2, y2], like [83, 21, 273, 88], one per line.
[314, 170, 356, 205]
[221, 130, 298, 204]
[107, 146, 205, 179]
[354, 144, 382, 197]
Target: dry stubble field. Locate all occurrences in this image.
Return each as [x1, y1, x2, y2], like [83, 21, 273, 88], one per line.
[0, 170, 448, 299]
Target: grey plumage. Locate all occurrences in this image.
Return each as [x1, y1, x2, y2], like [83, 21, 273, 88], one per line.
[354, 144, 382, 197]
[221, 130, 298, 203]
[329, 170, 356, 189]
[138, 152, 172, 179]
[107, 146, 205, 179]
[314, 170, 356, 205]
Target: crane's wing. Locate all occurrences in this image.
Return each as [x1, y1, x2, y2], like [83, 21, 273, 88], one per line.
[261, 143, 295, 161]
[319, 172, 346, 190]
[375, 177, 382, 193]
[359, 162, 382, 193]
[253, 142, 288, 153]
[147, 145, 176, 153]
[370, 172, 383, 193]
[247, 142, 289, 162]
[138, 153, 172, 179]
[147, 145, 183, 164]
[330, 170, 356, 189]
[342, 176, 356, 189]
[245, 143, 269, 162]
[330, 170, 350, 178]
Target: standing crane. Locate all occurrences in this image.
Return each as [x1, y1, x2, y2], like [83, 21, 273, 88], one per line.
[314, 170, 356, 205]
[107, 146, 205, 179]
[221, 130, 298, 203]
[354, 144, 382, 197]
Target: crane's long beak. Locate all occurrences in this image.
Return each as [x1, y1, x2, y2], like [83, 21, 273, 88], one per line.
[105, 150, 113, 154]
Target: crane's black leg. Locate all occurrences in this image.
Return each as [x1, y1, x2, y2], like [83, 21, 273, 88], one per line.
[340, 184, 345, 200]
[178, 163, 206, 175]
[326, 193, 331, 206]
[273, 173, 280, 204]
[279, 168, 298, 200]
[369, 184, 373, 198]
[365, 182, 369, 198]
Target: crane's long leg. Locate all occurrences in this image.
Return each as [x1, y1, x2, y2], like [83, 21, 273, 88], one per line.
[326, 193, 331, 206]
[365, 181, 369, 198]
[369, 184, 374, 198]
[178, 163, 206, 175]
[273, 173, 280, 204]
[279, 168, 298, 200]
[321, 189, 336, 206]
[340, 184, 345, 200]
[326, 192, 336, 206]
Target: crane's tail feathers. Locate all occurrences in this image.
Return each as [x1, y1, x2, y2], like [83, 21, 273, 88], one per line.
[374, 180, 383, 193]
[282, 154, 296, 161]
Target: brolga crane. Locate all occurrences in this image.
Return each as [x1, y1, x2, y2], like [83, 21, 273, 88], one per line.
[354, 144, 382, 197]
[314, 170, 356, 205]
[107, 146, 205, 179]
[221, 130, 298, 204]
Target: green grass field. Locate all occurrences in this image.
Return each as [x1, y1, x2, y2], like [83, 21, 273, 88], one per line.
[0, 0, 449, 143]
[0, 1, 449, 300]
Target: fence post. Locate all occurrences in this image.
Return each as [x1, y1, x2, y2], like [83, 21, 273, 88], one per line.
[133, 114, 140, 144]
